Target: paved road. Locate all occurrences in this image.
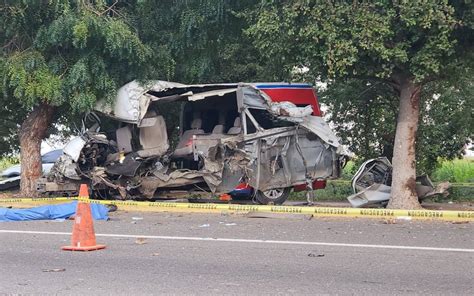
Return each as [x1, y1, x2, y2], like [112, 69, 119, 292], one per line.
[1, 211, 473, 295]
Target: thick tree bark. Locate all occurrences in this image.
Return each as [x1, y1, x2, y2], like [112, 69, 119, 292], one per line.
[19, 103, 56, 197]
[387, 78, 422, 209]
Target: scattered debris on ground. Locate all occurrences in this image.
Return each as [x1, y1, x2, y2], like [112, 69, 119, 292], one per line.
[307, 253, 325, 258]
[135, 238, 148, 245]
[42, 268, 66, 273]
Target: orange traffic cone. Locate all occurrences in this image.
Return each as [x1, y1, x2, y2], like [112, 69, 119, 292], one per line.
[62, 184, 106, 251]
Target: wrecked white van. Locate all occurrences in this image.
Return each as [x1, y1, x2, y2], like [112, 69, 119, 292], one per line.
[38, 81, 348, 204]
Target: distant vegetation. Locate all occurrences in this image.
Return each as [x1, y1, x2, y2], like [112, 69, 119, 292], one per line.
[432, 158, 474, 183]
[0, 157, 19, 172]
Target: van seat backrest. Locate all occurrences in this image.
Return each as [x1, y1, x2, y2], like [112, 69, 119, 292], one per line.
[227, 117, 241, 135]
[175, 117, 205, 149]
[137, 115, 169, 157]
[172, 119, 206, 158]
[191, 118, 202, 129]
[212, 125, 225, 134]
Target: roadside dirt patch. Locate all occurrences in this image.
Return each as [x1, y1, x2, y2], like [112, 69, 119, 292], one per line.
[0, 190, 18, 199]
[421, 202, 474, 211]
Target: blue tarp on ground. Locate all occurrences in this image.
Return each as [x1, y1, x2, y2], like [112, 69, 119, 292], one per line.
[0, 201, 109, 222]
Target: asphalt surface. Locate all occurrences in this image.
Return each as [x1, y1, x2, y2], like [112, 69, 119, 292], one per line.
[1, 211, 473, 295]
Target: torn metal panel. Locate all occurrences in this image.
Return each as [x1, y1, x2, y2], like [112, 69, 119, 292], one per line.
[188, 88, 237, 101]
[422, 181, 451, 199]
[215, 164, 245, 193]
[215, 147, 250, 193]
[299, 116, 340, 148]
[351, 157, 392, 193]
[349, 157, 451, 208]
[105, 155, 142, 177]
[63, 136, 86, 162]
[48, 155, 82, 181]
[139, 172, 204, 198]
[98, 81, 239, 123]
[239, 85, 341, 148]
[138, 160, 226, 198]
[149, 91, 193, 102]
[244, 129, 337, 192]
[237, 126, 299, 143]
[287, 134, 335, 182]
[347, 184, 391, 208]
[192, 135, 225, 160]
[223, 124, 339, 192]
[95, 80, 185, 123]
[239, 85, 269, 110]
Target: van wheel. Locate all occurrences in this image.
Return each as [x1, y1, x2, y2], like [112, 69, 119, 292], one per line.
[255, 188, 291, 205]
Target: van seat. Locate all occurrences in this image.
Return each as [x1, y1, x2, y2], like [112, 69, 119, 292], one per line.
[136, 113, 169, 158]
[227, 117, 241, 135]
[173, 118, 205, 158]
[212, 124, 225, 134]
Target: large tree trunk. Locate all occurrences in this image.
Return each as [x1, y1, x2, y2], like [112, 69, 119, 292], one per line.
[388, 78, 422, 209]
[19, 103, 56, 197]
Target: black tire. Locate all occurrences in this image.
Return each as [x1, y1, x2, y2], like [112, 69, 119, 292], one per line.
[255, 187, 291, 205]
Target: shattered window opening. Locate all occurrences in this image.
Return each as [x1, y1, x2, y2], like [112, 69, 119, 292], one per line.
[243, 106, 297, 135]
[181, 93, 239, 135]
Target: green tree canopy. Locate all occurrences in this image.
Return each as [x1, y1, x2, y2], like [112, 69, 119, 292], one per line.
[319, 76, 473, 175]
[1, 0, 151, 195]
[2, 0, 150, 110]
[246, 0, 473, 209]
[130, 0, 275, 83]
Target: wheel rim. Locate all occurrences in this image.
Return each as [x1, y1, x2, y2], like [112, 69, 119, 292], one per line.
[262, 188, 285, 200]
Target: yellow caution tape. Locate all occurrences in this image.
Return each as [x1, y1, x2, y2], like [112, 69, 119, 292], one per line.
[0, 197, 472, 221]
[327, 180, 474, 187]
